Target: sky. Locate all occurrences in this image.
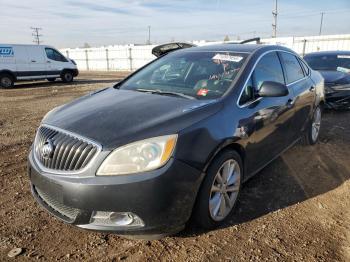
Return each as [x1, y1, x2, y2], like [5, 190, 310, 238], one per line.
[1, 0, 350, 48]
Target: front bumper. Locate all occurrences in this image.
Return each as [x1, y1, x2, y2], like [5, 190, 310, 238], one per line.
[325, 86, 350, 110]
[72, 69, 79, 77]
[28, 150, 202, 236]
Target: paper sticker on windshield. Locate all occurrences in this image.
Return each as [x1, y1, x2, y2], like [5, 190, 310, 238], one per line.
[212, 54, 243, 62]
[197, 88, 208, 96]
[337, 66, 350, 73]
[337, 55, 350, 59]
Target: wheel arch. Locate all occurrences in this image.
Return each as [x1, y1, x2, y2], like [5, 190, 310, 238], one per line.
[0, 70, 17, 81]
[202, 139, 246, 178]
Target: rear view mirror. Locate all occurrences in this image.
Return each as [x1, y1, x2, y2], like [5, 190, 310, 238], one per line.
[258, 81, 289, 97]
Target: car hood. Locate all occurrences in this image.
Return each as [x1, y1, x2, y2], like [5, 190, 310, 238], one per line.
[43, 88, 221, 149]
[319, 70, 350, 85]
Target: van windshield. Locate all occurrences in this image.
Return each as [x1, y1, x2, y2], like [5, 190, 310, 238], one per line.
[119, 51, 248, 99]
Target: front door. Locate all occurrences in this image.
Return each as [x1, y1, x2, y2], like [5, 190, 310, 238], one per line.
[238, 51, 295, 175]
[44, 48, 69, 78]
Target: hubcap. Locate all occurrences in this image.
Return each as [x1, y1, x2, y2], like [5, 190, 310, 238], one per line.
[209, 159, 241, 221]
[1, 77, 12, 87]
[312, 107, 321, 142]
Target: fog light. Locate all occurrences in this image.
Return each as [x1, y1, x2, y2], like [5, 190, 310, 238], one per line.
[109, 212, 134, 226]
[90, 211, 144, 228]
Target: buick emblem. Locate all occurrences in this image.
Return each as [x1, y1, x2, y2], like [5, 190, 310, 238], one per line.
[41, 139, 55, 159]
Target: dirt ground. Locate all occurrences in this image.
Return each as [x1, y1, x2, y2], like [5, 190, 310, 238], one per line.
[0, 72, 349, 261]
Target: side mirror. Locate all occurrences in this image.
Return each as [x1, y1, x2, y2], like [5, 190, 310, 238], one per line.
[258, 81, 289, 97]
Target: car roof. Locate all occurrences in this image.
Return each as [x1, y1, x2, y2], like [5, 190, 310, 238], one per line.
[304, 50, 350, 57]
[182, 43, 293, 54]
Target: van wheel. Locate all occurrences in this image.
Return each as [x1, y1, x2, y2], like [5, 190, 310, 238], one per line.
[0, 73, 14, 88]
[47, 78, 56, 82]
[61, 71, 74, 83]
[193, 150, 242, 229]
[302, 106, 322, 145]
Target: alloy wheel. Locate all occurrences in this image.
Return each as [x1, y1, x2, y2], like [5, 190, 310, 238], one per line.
[209, 159, 241, 221]
[312, 107, 321, 142]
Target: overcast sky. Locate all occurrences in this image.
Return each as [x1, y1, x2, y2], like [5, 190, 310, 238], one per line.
[1, 0, 350, 48]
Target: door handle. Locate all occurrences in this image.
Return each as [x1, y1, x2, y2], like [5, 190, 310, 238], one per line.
[31, 60, 36, 63]
[309, 86, 315, 92]
[47, 61, 51, 63]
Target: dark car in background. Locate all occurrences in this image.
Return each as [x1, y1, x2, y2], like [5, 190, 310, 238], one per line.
[28, 43, 324, 239]
[304, 51, 350, 109]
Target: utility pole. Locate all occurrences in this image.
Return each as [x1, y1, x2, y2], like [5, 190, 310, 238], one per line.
[31, 27, 43, 45]
[319, 12, 324, 35]
[147, 26, 151, 45]
[272, 0, 278, 38]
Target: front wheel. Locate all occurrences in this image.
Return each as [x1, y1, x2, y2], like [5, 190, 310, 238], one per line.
[193, 150, 242, 229]
[61, 71, 74, 83]
[303, 106, 322, 145]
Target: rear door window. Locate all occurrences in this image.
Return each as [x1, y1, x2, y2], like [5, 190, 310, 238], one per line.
[280, 52, 305, 84]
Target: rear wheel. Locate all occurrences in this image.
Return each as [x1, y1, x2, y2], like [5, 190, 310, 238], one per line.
[61, 71, 73, 83]
[193, 150, 242, 229]
[0, 73, 14, 88]
[303, 106, 322, 145]
[47, 78, 56, 82]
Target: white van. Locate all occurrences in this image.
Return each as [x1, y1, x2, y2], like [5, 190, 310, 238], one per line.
[0, 44, 78, 88]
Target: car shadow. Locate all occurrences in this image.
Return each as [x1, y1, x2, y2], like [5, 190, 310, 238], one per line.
[178, 112, 350, 238]
[11, 79, 120, 89]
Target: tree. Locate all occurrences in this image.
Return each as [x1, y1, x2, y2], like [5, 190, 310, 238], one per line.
[224, 35, 230, 42]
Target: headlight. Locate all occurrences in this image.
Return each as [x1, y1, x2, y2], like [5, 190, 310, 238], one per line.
[97, 135, 177, 176]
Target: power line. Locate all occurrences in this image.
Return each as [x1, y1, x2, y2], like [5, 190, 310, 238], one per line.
[31, 27, 43, 45]
[272, 0, 278, 38]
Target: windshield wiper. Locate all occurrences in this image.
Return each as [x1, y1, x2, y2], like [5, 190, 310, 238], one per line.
[136, 88, 196, 100]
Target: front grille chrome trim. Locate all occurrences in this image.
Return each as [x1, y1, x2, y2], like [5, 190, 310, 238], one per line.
[33, 124, 102, 175]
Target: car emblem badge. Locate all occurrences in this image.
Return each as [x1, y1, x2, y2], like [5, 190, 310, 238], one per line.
[41, 139, 55, 159]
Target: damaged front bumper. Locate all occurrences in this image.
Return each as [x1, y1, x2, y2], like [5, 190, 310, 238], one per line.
[325, 84, 350, 110]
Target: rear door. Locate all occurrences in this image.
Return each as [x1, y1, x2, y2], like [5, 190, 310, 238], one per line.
[279, 52, 315, 140]
[26, 46, 47, 78]
[238, 51, 296, 174]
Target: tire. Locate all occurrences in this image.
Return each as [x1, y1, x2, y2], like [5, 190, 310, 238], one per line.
[47, 78, 56, 82]
[0, 73, 14, 88]
[61, 71, 74, 83]
[193, 150, 243, 229]
[302, 106, 322, 145]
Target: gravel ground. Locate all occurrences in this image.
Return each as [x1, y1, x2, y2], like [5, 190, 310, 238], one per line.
[0, 72, 349, 261]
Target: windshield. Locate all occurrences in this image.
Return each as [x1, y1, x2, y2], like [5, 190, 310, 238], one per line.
[304, 54, 350, 71]
[119, 51, 248, 99]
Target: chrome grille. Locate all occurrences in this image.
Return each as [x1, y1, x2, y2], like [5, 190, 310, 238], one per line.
[34, 125, 100, 173]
